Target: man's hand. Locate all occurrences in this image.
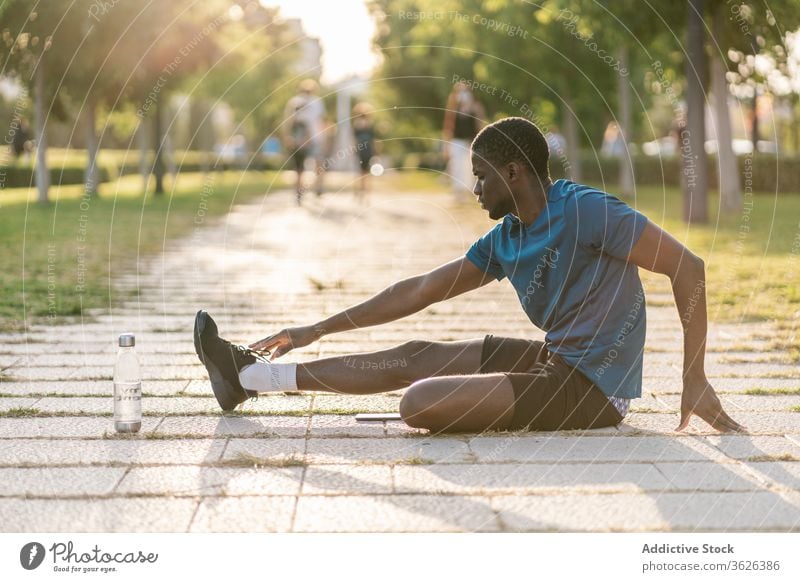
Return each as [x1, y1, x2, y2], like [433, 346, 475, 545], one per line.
[248, 325, 321, 360]
[677, 375, 746, 433]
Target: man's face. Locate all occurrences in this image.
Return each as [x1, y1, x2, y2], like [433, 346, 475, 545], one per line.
[471, 154, 516, 220]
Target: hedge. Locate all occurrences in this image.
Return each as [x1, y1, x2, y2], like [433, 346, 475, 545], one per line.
[395, 151, 800, 194]
[0, 165, 112, 189]
[3, 151, 798, 194]
[0, 154, 286, 190]
[554, 153, 800, 194]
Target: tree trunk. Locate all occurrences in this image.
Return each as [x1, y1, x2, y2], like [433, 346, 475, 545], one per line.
[190, 97, 211, 172]
[711, 1, 741, 214]
[750, 37, 760, 153]
[34, 58, 49, 205]
[562, 85, 582, 182]
[153, 98, 165, 195]
[138, 116, 149, 193]
[617, 47, 634, 197]
[683, 0, 709, 224]
[84, 96, 100, 197]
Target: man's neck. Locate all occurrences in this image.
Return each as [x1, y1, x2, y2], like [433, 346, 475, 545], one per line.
[516, 179, 553, 227]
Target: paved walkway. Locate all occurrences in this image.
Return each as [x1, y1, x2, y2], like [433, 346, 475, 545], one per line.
[1, 185, 799, 532]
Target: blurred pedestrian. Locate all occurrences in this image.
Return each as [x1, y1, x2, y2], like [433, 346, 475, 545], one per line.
[443, 82, 485, 202]
[283, 79, 326, 204]
[12, 118, 31, 160]
[601, 121, 625, 158]
[352, 102, 377, 203]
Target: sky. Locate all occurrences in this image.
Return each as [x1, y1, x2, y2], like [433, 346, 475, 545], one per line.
[262, 0, 379, 84]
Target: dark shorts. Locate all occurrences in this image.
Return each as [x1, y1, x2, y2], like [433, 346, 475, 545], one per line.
[291, 148, 308, 173]
[479, 334, 624, 431]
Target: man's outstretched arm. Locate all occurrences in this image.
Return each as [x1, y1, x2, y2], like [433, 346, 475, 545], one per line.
[249, 256, 494, 358]
[626, 221, 746, 432]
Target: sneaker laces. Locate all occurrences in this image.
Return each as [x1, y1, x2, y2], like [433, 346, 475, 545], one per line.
[233, 343, 271, 363]
[232, 344, 271, 402]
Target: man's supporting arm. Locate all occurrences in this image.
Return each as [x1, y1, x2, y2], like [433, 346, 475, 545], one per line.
[627, 221, 745, 432]
[250, 256, 494, 358]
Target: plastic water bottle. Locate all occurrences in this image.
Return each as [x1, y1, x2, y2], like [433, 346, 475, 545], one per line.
[114, 333, 142, 433]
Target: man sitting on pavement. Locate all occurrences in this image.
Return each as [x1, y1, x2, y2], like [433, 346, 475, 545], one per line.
[194, 116, 744, 434]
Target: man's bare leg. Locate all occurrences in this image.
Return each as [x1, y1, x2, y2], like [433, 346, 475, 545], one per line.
[281, 339, 484, 395]
[400, 374, 516, 432]
[291, 338, 515, 433]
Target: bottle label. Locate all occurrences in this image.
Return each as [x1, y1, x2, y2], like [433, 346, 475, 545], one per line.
[114, 381, 142, 422]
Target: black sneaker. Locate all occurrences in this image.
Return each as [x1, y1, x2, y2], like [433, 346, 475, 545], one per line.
[193, 310, 268, 411]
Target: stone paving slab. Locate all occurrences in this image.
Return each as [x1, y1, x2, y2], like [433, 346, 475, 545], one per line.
[0, 439, 226, 466]
[305, 437, 472, 464]
[656, 491, 800, 531]
[222, 438, 306, 462]
[467, 435, 729, 463]
[654, 461, 771, 491]
[116, 466, 303, 497]
[20, 353, 201, 367]
[31, 395, 312, 416]
[493, 493, 669, 531]
[644, 377, 800, 393]
[301, 465, 393, 495]
[309, 414, 387, 437]
[723, 394, 800, 411]
[621, 412, 800, 435]
[0, 467, 126, 497]
[190, 496, 295, 532]
[393, 462, 670, 494]
[293, 495, 500, 532]
[311, 394, 403, 413]
[0, 397, 39, 411]
[704, 435, 800, 460]
[492, 491, 800, 531]
[0, 498, 199, 532]
[744, 462, 800, 490]
[0, 417, 162, 439]
[0, 380, 187, 396]
[155, 415, 308, 438]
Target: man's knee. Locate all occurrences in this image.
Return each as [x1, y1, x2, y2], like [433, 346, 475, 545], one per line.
[399, 378, 441, 429]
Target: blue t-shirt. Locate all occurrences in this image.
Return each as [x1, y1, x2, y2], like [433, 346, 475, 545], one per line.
[465, 179, 648, 399]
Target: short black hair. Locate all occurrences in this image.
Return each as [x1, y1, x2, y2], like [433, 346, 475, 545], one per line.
[471, 117, 550, 179]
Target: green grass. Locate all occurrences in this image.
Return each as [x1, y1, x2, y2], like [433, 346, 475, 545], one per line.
[624, 185, 800, 323]
[0, 170, 288, 331]
[745, 454, 799, 462]
[219, 452, 307, 468]
[744, 388, 800, 396]
[0, 407, 40, 417]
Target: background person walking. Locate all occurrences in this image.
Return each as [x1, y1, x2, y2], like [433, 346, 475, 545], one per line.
[283, 79, 327, 204]
[443, 82, 485, 202]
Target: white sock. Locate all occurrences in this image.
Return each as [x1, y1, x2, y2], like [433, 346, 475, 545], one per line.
[238, 362, 298, 392]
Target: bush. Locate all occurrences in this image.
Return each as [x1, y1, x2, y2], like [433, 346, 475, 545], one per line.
[553, 153, 800, 194]
[0, 164, 111, 189]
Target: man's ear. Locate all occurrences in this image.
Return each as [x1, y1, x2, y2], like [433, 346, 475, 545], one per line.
[505, 161, 520, 182]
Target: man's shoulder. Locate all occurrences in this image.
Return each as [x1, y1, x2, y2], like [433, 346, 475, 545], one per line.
[558, 180, 624, 215]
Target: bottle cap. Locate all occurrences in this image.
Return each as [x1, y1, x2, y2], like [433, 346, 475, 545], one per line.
[118, 333, 135, 347]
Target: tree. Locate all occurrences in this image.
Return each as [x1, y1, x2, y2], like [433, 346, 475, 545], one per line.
[709, 0, 741, 214]
[122, 1, 221, 194]
[0, 1, 79, 204]
[187, 1, 302, 152]
[684, 0, 709, 224]
[368, 0, 619, 180]
[64, 0, 147, 197]
[573, 1, 684, 196]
